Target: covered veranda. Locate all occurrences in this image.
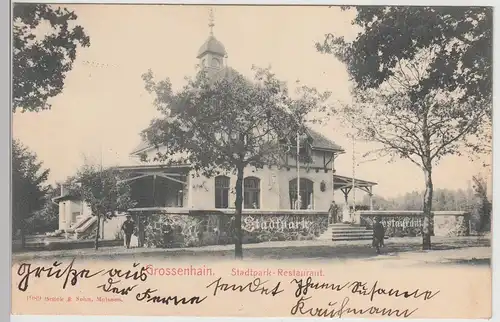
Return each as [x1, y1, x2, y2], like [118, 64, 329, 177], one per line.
[112, 164, 191, 247]
[114, 164, 191, 209]
[333, 174, 377, 210]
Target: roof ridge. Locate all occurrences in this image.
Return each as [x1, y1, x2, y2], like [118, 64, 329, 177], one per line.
[305, 126, 344, 152]
[131, 125, 344, 155]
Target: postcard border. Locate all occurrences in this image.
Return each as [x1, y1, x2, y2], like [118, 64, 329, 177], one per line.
[5, 1, 12, 322]
[7, 1, 500, 322]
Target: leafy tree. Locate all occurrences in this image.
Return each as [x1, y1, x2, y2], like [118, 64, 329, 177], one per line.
[12, 139, 50, 248]
[367, 188, 474, 212]
[338, 87, 489, 249]
[360, 194, 391, 210]
[68, 164, 135, 250]
[13, 3, 90, 112]
[141, 67, 330, 259]
[318, 6, 492, 104]
[317, 6, 492, 250]
[26, 184, 60, 234]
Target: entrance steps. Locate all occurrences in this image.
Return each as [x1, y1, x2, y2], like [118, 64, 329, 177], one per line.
[318, 223, 373, 241]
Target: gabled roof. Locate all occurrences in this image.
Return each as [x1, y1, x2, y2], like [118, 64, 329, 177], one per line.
[130, 139, 150, 155]
[132, 63, 344, 156]
[306, 128, 344, 152]
[131, 127, 343, 156]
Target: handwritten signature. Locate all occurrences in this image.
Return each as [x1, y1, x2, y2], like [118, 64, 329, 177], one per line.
[136, 288, 207, 305]
[97, 278, 138, 295]
[17, 258, 103, 291]
[15, 258, 208, 307]
[206, 277, 284, 297]
[291, 277, 440, 302]
[291, 296, 418, 318]
[16, 259, 150, 292]
[14, 259, 443, 316]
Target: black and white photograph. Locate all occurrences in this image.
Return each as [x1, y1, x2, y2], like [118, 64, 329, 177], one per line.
[11, 4, 493, 318]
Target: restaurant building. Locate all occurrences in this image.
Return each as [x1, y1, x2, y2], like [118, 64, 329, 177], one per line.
[52, 17, 378, 245]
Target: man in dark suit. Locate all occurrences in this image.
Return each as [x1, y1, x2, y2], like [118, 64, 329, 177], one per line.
[372, 216, 385, 254]
[328, 201, 338, 224]
[121, 215, 135, 249]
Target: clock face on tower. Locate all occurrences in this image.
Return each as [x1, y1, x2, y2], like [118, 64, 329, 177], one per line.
[211, 58, 221, 68]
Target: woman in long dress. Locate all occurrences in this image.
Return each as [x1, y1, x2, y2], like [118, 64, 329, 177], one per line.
[123, 231, 139, 248]
[130, 233, 139, 248]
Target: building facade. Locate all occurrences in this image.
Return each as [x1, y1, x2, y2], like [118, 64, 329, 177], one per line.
[121, 129, 353, 212]
[117, 21, 377, 213]
[52, 17, 377, 241]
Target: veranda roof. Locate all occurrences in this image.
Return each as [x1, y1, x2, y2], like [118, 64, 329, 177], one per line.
[333, 174, 377, 191]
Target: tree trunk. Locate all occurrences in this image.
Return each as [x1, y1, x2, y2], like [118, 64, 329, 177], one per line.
[101, 217, 105, 240]
[15, 203, 26, 249]
[94, 214, 101, 250]
[20, 221, 26, 249]
[234, 166, 244, 259]
[422, 167, 433, 250]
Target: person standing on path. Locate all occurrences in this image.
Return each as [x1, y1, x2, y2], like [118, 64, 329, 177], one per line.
[121, 215, 136, 249]
[328, 201, 338, 224]
[372, 216, 385, 254]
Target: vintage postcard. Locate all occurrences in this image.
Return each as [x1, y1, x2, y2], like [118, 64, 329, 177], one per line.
[11, 4, 492, 319]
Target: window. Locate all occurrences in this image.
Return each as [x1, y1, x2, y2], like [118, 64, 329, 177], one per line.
[215, 176, 230, 208]
[71, 212, 80, 224]
[244, 177, 261, 209]
[289, 178, 314, 210]
[287, 135, 312, 164]
[60, 202, 66, 222]
[211, 58, 220, 68]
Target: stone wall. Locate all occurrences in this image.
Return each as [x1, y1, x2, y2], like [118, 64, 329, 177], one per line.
[359, 211, 470, 237]
[141, 210, 329, 248]
[360, 214, 427, 237]
[434, 214, 470, 237]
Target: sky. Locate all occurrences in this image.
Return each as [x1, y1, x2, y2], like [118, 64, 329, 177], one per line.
[12, 5, 492, 199]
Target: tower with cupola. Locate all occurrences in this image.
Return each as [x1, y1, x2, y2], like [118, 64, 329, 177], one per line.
[197, 8, 227, 75]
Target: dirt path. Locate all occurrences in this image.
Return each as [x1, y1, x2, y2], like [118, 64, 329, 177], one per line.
[12, 236, 490, 264]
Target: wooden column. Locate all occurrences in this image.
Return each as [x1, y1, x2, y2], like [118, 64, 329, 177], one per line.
[331, 152, 335, 201]
[341, 188, 350, 203]
[152, 175, 157, 207]
[369, 186, 374, 210]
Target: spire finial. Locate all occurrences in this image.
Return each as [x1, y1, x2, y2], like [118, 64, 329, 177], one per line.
[208, 7, 215, 36]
